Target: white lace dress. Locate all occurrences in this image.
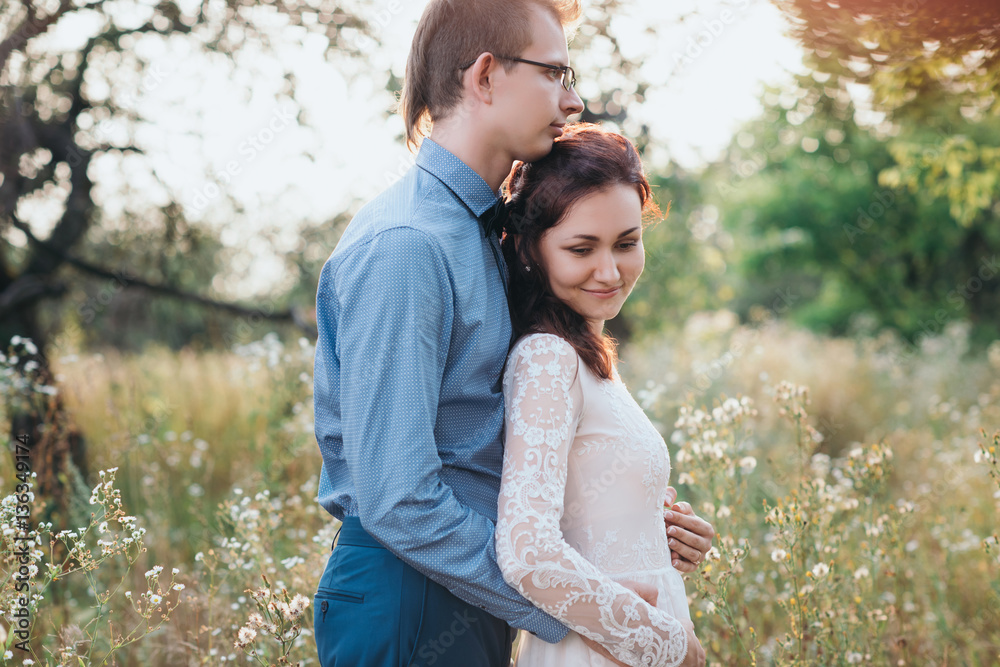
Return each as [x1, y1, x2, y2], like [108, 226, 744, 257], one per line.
[496, 333, 691, 667]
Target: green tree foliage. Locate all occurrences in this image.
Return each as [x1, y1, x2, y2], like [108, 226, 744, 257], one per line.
[695, 0, 1000, 346]
[619, 165, 728, 341]
[773, 0, 1000, 231]
[706, 74, 1000, 344]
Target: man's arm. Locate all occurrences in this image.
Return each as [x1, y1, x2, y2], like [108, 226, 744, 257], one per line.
[326, 226, 568, 643]
[662, 487, 716, 573]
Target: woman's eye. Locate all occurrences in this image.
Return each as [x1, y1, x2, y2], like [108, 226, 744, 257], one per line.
[618, 241, 639, 250]
[568, 247, 590, 255]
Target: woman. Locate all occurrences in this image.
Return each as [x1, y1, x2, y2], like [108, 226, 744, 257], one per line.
[495, 124, 707, 667]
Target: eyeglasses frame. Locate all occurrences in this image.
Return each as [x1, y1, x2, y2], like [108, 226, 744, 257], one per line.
[457, 55, 577, 92]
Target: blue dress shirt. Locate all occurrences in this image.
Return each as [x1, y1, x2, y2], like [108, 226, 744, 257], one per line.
[313, 139, 568, 643]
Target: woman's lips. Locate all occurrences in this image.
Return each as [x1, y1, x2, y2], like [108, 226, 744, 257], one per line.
[582, 287, 622, 299]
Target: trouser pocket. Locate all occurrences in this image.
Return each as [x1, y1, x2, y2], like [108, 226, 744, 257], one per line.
[314, 544, 419, 667]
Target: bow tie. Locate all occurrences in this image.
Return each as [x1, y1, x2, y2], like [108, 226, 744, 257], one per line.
[478, 198, 511, 239]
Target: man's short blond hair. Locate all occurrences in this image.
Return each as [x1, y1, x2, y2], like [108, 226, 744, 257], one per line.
[400, 0, 581, 148]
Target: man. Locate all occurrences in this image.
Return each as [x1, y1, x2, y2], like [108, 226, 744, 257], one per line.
[312, 1, 713, 665]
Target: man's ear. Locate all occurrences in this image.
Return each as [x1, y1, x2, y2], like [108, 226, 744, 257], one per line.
[465, 52, 499, 106]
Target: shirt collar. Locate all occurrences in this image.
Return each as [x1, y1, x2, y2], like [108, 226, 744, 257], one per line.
[415, 138, 502, 217]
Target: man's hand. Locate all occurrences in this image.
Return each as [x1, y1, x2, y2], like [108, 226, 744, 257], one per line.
[664, 486, 716, 573]
[578, 581, 660, 666]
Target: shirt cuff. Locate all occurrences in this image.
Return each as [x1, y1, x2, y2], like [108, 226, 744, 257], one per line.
[520, 608, 570, 644]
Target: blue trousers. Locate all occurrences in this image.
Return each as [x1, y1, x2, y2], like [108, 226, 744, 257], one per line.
[314, 517, 516, 667]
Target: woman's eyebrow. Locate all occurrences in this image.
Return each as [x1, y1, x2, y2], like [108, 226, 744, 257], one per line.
[568, 227, 641, 241]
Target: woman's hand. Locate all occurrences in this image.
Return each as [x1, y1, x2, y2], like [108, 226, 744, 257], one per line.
[663, 486, 716, 573]
[578, 581, 659, 666]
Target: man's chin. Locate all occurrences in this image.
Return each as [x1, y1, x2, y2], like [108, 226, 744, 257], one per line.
[515, 138, 556, 163]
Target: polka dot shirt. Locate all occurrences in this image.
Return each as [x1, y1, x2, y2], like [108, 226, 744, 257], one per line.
[313, 138, 568, 643]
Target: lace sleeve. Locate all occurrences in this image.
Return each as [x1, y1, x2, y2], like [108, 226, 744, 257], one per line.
[495, 334, 689, 667]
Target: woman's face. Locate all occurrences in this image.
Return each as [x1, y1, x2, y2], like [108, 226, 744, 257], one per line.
[536, 184, 645, 335]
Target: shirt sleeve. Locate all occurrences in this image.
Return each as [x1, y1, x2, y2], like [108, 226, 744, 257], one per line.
[495, 334, 690, 666]
[330, 226, 568, 643]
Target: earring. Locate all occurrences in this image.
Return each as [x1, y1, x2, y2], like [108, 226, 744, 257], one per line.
[524, 265, 531, 272]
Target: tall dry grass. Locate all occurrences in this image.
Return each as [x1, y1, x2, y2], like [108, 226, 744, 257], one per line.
[1, 318, 997, 665]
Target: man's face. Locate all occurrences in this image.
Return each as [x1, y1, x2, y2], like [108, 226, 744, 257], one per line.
[489, 6, 584, 162]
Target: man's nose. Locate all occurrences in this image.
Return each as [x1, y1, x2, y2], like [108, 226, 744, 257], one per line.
[563, 87, 584, 116]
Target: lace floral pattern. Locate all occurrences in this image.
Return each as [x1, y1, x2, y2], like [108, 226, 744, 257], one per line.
[496, 334, 688, 667]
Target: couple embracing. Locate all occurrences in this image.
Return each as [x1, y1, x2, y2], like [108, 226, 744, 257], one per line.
[312, 1, 714, 665]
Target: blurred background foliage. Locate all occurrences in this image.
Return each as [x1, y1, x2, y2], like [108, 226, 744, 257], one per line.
[626, 0, 1000, 345]
[2, 0, 998, 357]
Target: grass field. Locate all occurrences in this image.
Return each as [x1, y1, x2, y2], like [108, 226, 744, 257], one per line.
[2, 317, 998, 665]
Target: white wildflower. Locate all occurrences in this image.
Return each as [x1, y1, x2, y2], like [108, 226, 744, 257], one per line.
[287, 593, 310, 619]
[235, 626, 257, 648]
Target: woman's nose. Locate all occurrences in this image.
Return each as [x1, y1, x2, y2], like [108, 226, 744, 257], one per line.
[593, 252, 621, 283]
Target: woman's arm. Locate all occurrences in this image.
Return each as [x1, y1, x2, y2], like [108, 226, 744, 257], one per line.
[495, 334, 690, 667]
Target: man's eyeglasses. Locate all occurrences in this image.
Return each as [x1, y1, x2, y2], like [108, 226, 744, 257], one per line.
[458, 55, 577, 92]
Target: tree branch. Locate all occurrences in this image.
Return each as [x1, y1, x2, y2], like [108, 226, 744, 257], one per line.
[0, 0, 75, 75]
[0, 272, 67, 320]
[6, 212, 316, 337]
